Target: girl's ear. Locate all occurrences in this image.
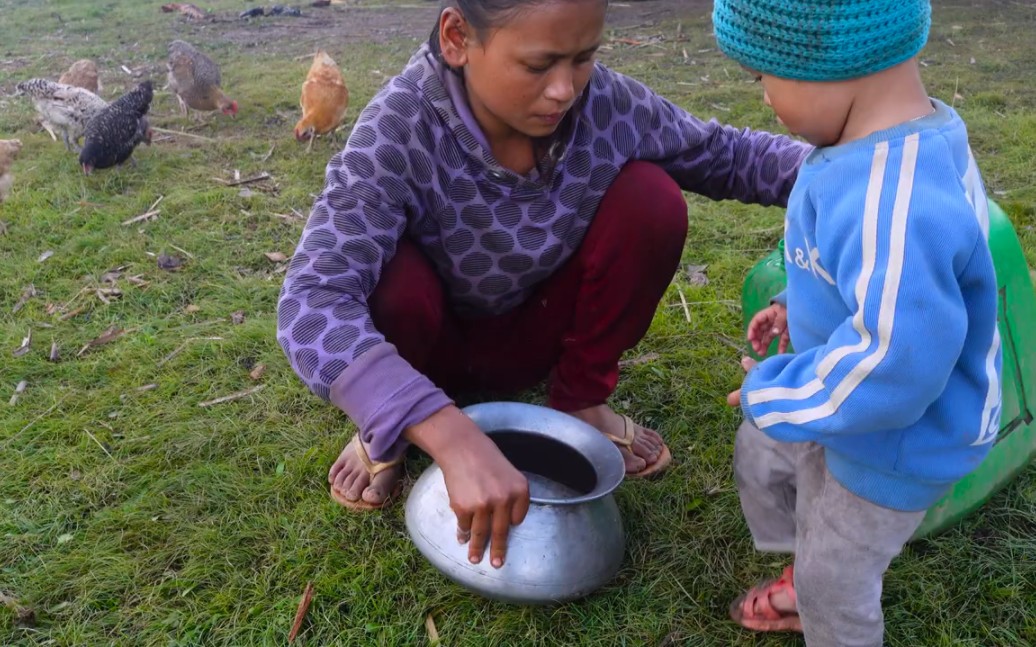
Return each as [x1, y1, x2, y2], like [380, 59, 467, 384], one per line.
[439, 7, 471, 68]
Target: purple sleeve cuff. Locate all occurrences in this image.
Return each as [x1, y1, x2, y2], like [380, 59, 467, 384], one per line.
[329, 342, 454, 463]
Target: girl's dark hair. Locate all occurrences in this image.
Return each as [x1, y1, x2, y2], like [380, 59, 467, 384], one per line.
[428, 0, 547, 56]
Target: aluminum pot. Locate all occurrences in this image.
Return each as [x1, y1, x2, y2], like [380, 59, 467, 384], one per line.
[405, 401, 627, 605]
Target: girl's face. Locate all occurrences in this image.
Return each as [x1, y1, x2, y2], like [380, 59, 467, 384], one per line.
[440, 0, 606, 143]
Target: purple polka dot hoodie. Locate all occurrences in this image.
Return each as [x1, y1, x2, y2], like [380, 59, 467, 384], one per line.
[277, 44, 810, 461]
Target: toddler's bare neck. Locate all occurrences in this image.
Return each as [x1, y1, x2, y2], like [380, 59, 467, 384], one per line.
[837, 59, 934, 145]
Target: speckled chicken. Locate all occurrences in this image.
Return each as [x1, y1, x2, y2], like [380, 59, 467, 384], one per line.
[0, 139, 22, 203]
[79, 80, 154, 174]
[294, 50, 349, 152]
[15, 79, 107, 152]
[166, 40, 238, 118]
[59, 59, 101, 94]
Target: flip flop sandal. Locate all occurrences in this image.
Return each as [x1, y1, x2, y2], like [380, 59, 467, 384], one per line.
[603, 414, 672, 479]
[729, 565, 803, 633]
[329, 434, 405, 511]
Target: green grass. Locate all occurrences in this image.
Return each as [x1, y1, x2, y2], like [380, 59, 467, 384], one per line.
[2, 1, 1035, 645]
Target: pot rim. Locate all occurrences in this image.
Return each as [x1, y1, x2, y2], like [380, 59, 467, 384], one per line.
[462, 401, 626, 506]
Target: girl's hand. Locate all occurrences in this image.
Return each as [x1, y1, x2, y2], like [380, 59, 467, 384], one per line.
[726, 356, 757, 407]
[747, 303, 790, 355]
[404, 405, 530, 569]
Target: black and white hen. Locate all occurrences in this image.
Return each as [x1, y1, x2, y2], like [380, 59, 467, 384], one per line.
[79, 80, 154, 174]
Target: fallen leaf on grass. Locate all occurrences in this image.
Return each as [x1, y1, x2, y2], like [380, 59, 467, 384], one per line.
[0, 593, 35, 628]
[57, 533, 73, 544]
[288, 581, 315, 643]
[185, 304, 201, 314]
[69, 469, 82, 481]
[77, 326, 129, 357]
[157, 254, 184, 271]
[16, 606, 35, 628]
[264, 251, 288, 263]
[95, 288, 122, 305]
[38, 250, 54, 263]
[9, 380, 27, 406]
[686, 264, 709, 286]
[12, 329, 31, 357]
[239, 188, 255, 199]
[12, 284, 37, 314]
[248, 363, 266, 380]
[49, 342, 59, 362]
[231, 310, 246, 324]
[100, 266, 129, 284]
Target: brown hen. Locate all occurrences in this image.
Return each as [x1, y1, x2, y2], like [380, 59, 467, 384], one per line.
[0, 139, 23, 203]
[294, 50, 349, 152]
[59, 60, 101, 94]
[167, 40, 237, 119]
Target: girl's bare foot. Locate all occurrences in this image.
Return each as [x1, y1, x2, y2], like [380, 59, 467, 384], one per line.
[327, 436, 403, 509]
[566, 404, 665, 474]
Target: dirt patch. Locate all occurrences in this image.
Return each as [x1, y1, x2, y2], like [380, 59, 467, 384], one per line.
[181, 0, 711, 51]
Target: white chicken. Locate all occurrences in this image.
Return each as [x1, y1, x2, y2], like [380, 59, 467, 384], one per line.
[15, 79, 108, 152]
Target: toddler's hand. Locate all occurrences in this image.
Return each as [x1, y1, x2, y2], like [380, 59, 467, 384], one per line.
[747, 303, 790, 355]
[726, 357, 757, 407]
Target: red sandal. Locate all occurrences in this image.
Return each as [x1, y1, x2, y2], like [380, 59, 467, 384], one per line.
[729, 565, 804, 633]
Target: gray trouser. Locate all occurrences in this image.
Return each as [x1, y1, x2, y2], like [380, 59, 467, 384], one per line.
[733, 420, 927, 647]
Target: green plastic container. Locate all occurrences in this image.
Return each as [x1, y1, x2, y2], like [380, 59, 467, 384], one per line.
[741, 239, 794, 360]
[739, 200, 1036, 539]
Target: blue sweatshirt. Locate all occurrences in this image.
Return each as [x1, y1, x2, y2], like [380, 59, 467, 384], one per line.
[741, 100, 1002, 511]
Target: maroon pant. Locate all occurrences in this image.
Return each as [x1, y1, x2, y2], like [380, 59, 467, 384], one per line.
[369, 161, 689, 412]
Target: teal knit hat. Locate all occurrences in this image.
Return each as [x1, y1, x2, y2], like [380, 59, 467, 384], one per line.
[712, 0, 932, 82]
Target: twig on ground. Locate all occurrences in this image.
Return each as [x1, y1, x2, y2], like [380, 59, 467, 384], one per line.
[213, 172, 272, 187]
[59, 287, 91, 312]
[288, 581, 315, 643]
[199, 384, 265, 408]
[619, 352, 661, 368]
[151, 126, 217, 142]
[171, 244, 195, 259]
[425, 614, 440, 645]
[157, 336, 223, 367]
[676, 286, 691, 323]
[122, 210, 160, 226]
[2, 397, 65, 450]
[120, 383, 159, 402]
[667, 299, 740, 307]
[77, 326, 133, 357]
[259, 145, 276, 163]
[59, 306, 87, 321]
[83, 428, 116, 462]
[711, 332, 745, 354]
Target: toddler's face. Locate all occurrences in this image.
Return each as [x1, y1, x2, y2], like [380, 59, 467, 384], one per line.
[751, 71, 853, 147]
